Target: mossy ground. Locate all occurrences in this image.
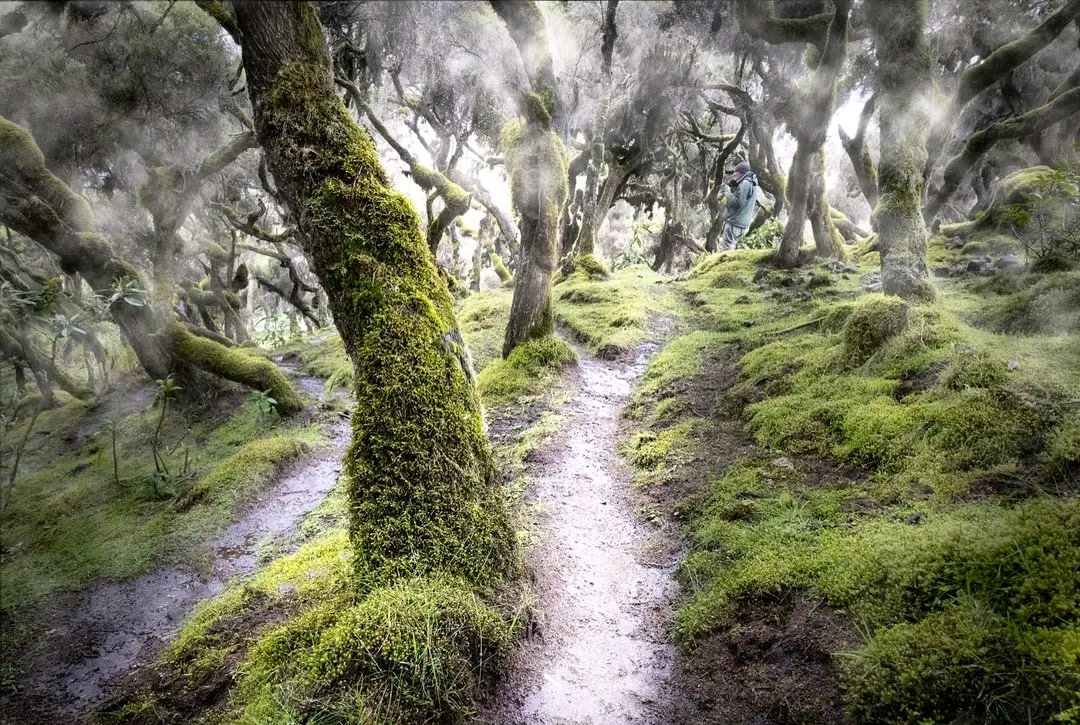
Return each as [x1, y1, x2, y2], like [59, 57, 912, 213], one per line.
[623, 244, 1080, 722]
[0, 364, 329, 701]
[552, 264, 677, 359]
[94, 290, 578, 723]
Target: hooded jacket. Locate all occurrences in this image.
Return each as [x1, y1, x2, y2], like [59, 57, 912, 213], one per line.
[723, 170, 758, 229]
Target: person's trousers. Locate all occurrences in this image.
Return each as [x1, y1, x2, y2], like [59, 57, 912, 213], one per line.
[722, 223, 746, 250]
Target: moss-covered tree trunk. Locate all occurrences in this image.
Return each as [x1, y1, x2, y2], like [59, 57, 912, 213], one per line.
[868, 0, 935, 301]
[572, 0, 619, 265]
[491, 1, 569, 358]
[807, 148, 846, 258]
[231, 2, 513, 588]
[771, 0, 850, 267]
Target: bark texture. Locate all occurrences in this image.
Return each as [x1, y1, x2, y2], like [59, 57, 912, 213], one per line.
[868, 0, 935, 301]
[232, 2, 513, 588]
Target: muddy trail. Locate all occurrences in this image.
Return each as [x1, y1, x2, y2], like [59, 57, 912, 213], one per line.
[485, 335, 679, 725]
[3, 370, 350, 725]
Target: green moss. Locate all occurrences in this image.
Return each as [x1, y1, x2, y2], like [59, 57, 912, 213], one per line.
[476, 336, 576, 406]
[181, 436, 308, 506]
[841, 294, 910, 366]
[173, 323, 305, 415]
[233, 576, 511, 723]
[249, 22, 515, 590]
[553, 266, 673, 357]
[566, 253, 610, 280]
[0, 387, 325, 616]
[939, 349, 1010, 390]
[457, 288, 513, 375]
[621, 421, 693, 473]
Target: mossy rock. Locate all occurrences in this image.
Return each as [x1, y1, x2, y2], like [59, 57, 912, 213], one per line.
[564, 253, 610, 281]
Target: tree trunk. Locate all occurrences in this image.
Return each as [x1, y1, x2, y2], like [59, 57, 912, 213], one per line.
[768, 0, 851, 268]
[778, 142, 814, 266]
[492, 0, 569, 358]
[573, 0, 619, 263]
[232, 2, 513, 588]
[838, 93, 879, 208]
[868, 0, 935, 301]
[500, 117, 567, 356]
[807, 148, 846, 259]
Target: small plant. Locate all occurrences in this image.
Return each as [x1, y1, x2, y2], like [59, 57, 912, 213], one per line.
[143, 376, 183, 499]
[254, 310, 292, 348]
[614, 216, 660, 270]
[1000, 165, 1080, 270]
[247, 388, 280, 429]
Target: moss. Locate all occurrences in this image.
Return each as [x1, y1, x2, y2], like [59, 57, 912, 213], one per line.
[566, 253, 610, 280]
[939, 349, 1010, 390]
[456, 288, 513, 375]
[553, 266, 672, 357]
[181, 436, 308, 506]
[476, 336, 576, 406]
[980, 270, 1080, 335]
[233, 576, 512, 723]
[621, 421, 693, 473]
[841, 294, 910, 366]
[246, 11, 515, 590]
[173, 323, 304, 415]
[1041, 411, 1080, 482]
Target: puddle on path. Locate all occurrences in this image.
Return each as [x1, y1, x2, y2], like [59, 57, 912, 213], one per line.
[5, 375, 349, 724]
[485, 340, 678, 724]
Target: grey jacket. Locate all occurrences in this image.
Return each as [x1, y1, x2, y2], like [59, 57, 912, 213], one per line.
[723, 171, 758, 228]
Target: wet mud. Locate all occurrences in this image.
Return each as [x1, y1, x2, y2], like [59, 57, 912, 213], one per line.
[485, 339, 678, 725]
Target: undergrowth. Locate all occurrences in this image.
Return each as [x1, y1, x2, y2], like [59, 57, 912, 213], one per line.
[624, 244, 1080, 723]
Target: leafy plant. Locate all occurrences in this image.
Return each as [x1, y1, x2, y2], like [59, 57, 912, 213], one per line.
[1000, 166, 1080, 270]
[741, 218, 783, 250]
[105, 276, 148, 309]
[247, 388, 280, 429]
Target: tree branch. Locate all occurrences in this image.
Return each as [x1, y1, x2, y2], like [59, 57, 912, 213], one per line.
[924, 86, 1080, 221]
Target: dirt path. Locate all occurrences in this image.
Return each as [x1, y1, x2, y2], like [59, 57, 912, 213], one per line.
[486, 337, 678, 724]
[4, 372, 349, 724]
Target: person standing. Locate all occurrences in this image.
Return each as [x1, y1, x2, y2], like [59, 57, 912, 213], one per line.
[722, 160, 758, 250]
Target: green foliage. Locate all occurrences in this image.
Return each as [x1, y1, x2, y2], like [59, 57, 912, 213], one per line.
[246, 388, 280, 429]
[740, 218, 783, 250]
[998, 165, 1080, 271]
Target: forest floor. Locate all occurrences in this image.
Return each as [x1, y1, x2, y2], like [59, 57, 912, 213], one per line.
[482, 332, 679, 724]
[0, 366, 351, 724]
